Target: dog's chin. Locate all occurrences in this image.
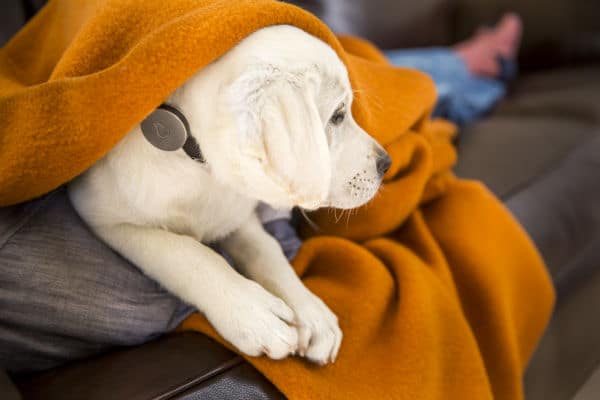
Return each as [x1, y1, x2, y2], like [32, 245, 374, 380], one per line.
[295, 199, 326, 211]
[327, 185, 382, 210]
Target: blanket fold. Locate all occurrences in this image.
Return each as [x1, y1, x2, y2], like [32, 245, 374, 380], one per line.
[1, 1, 554, 399]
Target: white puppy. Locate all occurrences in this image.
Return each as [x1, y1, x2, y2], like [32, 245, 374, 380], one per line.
[68, 25, 390, 365]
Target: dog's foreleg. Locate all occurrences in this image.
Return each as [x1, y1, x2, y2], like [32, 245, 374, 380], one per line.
[93, 224, 298, 359]
[220, 214, 342, 364]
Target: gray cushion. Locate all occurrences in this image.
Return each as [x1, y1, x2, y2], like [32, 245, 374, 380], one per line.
[0, 188, 193, 374]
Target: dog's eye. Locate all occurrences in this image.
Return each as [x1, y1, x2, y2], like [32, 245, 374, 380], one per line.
[329, 103, 346, 126]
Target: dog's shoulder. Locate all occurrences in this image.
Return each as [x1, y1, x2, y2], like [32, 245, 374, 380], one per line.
[68, 129, 256, 242]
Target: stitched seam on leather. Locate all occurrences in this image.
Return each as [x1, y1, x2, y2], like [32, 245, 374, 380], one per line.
[153, 356, 244, 400]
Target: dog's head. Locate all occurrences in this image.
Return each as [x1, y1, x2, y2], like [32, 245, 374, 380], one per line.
[168, 25, 390, 210]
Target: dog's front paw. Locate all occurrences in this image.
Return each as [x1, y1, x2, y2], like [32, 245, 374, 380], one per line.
[205, 280, 298, 359]
[286, 290, 342, 365]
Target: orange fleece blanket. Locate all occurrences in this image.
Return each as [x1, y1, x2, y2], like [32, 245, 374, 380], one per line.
[1, 1, 554, 399]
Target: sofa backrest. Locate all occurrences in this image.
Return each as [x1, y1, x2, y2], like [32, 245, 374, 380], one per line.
[3, 0, 599, 71]
[287, 0, 600, 71]
[291, 0, 454, 48]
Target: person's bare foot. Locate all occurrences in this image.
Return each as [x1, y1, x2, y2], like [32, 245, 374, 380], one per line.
[492, 13, 523, 58]
[454, 13, 523, 78]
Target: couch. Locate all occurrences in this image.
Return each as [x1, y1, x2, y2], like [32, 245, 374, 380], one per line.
[1, 0, 600, 398]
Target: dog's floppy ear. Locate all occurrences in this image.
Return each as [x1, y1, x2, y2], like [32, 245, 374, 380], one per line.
[226, 64, 331, 199]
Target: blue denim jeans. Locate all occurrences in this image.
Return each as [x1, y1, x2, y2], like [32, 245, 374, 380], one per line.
[385, 48, 510, 125]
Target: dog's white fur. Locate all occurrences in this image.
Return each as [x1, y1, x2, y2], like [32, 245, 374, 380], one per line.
[68, 25, 388, 364]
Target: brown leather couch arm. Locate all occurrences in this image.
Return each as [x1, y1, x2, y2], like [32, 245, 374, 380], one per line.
[12, 333, 284, 400]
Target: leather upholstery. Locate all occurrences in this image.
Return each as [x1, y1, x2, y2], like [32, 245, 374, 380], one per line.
[172, 363, 285, 400]
[291, 0, 600, 70]
[455, 66, 600, 199]
[2, 0, 600, 399]
[14, 333, 284, 400]
[0, 371, 21, 400]
[451, 0, 600, 70]
[525, 236, 600, 400]
[0, 0, 25, 45]
[302, 0, 454, 49]
[454, 65, 600, 400]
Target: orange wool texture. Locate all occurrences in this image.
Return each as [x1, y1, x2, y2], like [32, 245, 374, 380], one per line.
[1, 1, 554, 399]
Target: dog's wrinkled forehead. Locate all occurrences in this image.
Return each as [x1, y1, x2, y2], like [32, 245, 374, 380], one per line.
[224, 26, 350, 92]
[226, 62, 346, 130]
[231, 64, 321, 97]
[227, 63, 320, 104]
[231, 26, 346, 67]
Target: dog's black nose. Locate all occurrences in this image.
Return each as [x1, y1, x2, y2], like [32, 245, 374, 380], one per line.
[376, 151, 391, 176]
